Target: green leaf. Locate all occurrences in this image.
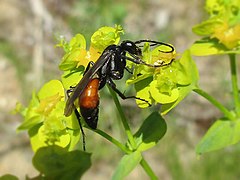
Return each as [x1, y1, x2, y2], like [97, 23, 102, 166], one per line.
[161, 50, 199, 114]
[112, 151, 142, 180]
[56, 33, 86, 53]
[28, 117, 70, 152]
[69, 34, 86, 50]
[127, 72, 153, 85]
[17, 92, 42, 131]
[33, 145, 91, 180]
[63, 111, 80, 130]
[161, 84, 194, 115]
[196, 118, 240, 154]
[133, 50, 198, 113]
[17, 113, 42, 131]
[18, 79, 80, 152]
[29, 124, 47, 152]
[205, 0, 224, 15]
[17, 80, 65, 131]
[59, 52, 79, 71]
[205, 0, 240, 19]
[135, 77, 153, 108]
[192, 18, 223, 36]
[150, 81, 179, 104]
[58, 34, 87, 71]
[35, 81, 65, 118]
[38, 116, 71, 148]
[28, 113, 79, 152]
[173, 51, 198, 86]
[190, 38, 240, 56]
[61, 67, 84, 90]
[12, 102, 25, 115]
[38, 80, 64, 99]
[66, 129, 81, 151]
[133, 112, 167, 151]
[0, 174, 18, 180]
[91, 25, 123, 51]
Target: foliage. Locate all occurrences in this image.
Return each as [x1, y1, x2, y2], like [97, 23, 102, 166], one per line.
[13, 25, 192, 179]
[192, 0, 240, 51]
[190, 0, 240, 154]
[6, 0, 240, 179]
[32, 146, 91, 180]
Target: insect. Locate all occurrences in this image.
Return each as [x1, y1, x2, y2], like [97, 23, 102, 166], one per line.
[64, 40, 175, 150]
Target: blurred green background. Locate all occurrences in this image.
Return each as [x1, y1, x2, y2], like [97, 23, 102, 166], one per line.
[0, 0, 239, 179]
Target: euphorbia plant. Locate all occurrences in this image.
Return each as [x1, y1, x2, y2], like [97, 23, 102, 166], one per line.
[14, 25, 197, 179]
[5, 1, 240, 179]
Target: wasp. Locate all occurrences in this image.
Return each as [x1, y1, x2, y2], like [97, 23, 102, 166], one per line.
[64, 40, 174, 150]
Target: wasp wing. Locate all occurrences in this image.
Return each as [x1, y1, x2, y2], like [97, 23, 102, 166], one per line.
[64, 49, 112, 116]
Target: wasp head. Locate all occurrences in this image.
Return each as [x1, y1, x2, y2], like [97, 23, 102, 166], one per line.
[120, 40, 142, 57]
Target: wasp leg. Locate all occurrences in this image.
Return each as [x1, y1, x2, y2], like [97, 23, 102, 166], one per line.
[124, 55, 164, 68]
[107, 78, 151, 106]
[125, 55, 174, 68]
[66, 86, 75, 97]
[74, 109, 86, 151]
[83, 61, 95, 75]
[66, 87, 86, 151]
[157, 58, 175, 67]
[125, 67, 133, 74]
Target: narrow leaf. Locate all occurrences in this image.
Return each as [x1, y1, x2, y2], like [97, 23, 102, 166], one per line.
[190, 39, 240, 56]
[112, 151, 142, 180]
[133, 112, 167, 151]
[196, 118, 240, 154]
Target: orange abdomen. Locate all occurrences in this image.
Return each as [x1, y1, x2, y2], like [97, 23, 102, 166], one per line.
[79, 78, 100, 108]
[79, 78, 100, 129]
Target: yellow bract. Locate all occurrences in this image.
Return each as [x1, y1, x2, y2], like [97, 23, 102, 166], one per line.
[211, 22, 240, 49]
[35, 93, 63, 116]
[76, 46, 101, 67]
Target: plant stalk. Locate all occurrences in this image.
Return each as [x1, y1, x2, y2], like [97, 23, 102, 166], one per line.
[140, 158, 158, 179]
[107, 85, 137, 149]
[93, 128, 131, 153]
[229, 54, 240, 116]
[193, 88, 235, 120]
[107, 85, 157, 178]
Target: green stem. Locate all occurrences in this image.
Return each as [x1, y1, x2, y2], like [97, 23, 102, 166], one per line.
[107, 85, 137, 149]
[193, 88, 235, 120]
[93, 128, 131, 153]
[229, 54, 240, 116]
[140, 158, 158, 180]
[107, 86, 157, 178]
